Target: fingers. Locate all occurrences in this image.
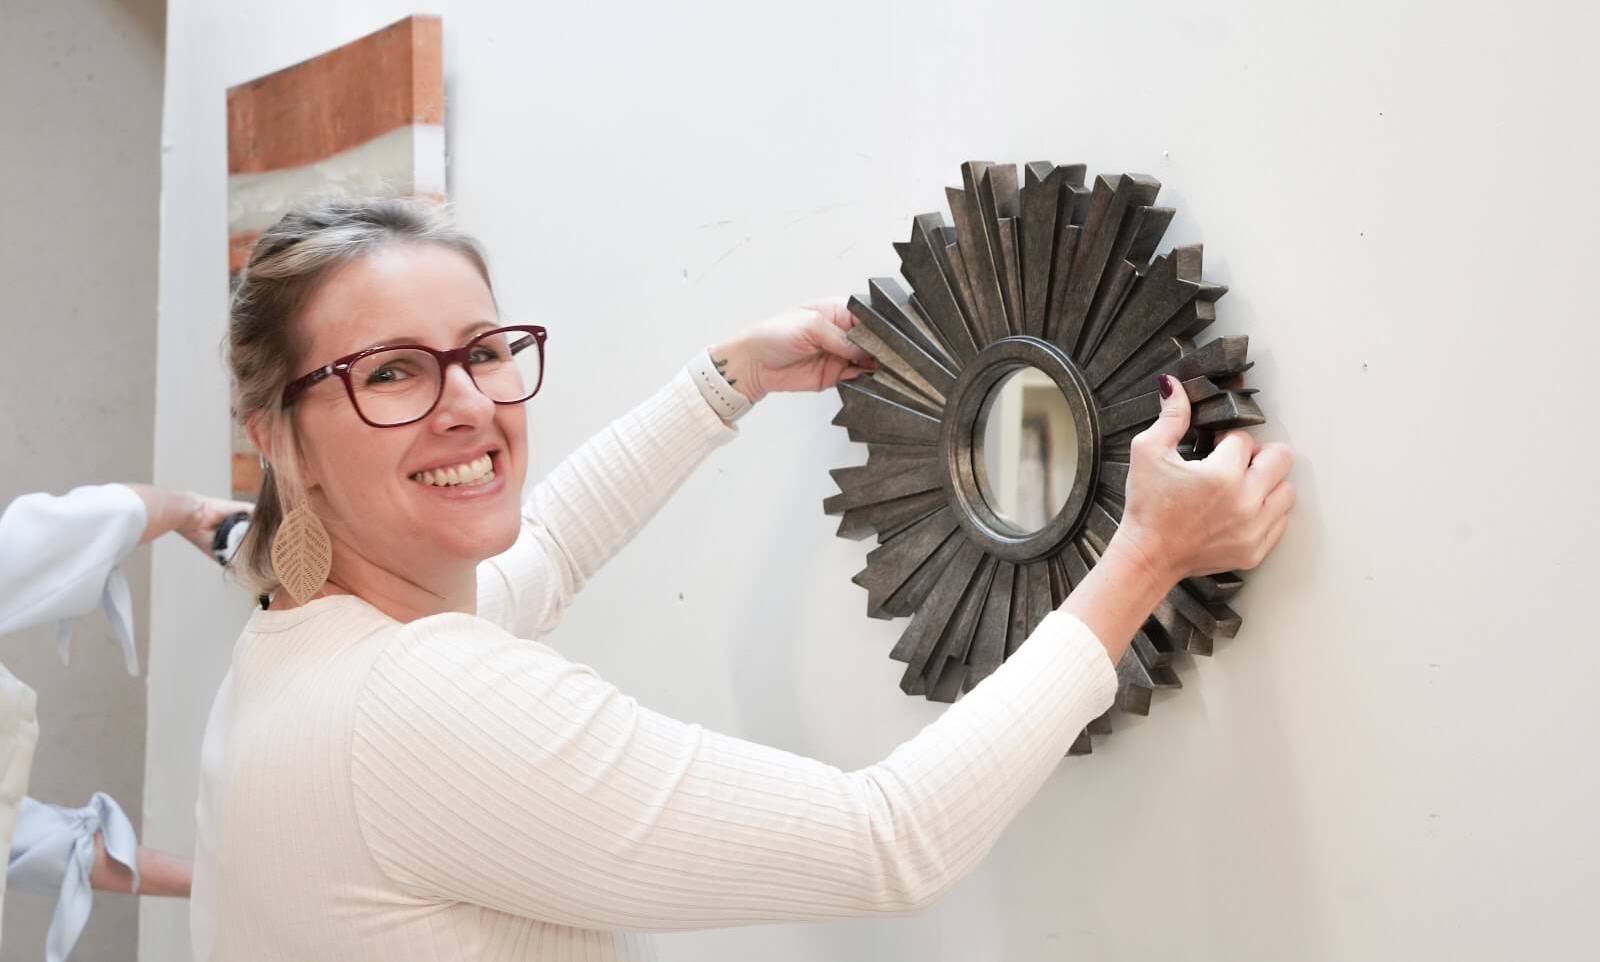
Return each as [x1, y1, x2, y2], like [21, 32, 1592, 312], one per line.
[1246, 442, 1294, 503]
[834, 363, 871, 384]
[803, 296, 852, 331]
[1262, 478, 1296, 521]
[1207, 429, 1257, 475]
[1132, 374, 1191, 454]
[810, 305, 873, 366]
[1255, 504, 1292, 567]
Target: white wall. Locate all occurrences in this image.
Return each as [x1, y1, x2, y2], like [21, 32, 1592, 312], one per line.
[151, 2, 1600, 960]
[0, 0, 164, 956]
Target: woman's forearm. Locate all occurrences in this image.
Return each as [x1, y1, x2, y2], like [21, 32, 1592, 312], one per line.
[1061, 537, 1177, 666]
[123, 483, 200, 546]
[89, 836, 193, 897]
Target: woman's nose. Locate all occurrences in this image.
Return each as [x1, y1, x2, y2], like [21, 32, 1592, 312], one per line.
[430, 362, 494, 431]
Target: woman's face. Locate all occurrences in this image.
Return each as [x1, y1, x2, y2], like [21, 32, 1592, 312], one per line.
[285, 242, 528, 584]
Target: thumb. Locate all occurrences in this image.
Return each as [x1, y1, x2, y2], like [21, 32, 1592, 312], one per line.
[1138, 374, 1191, 452]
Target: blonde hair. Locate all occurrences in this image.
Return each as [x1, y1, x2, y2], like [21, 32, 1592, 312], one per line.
[227, 197, 494, 595]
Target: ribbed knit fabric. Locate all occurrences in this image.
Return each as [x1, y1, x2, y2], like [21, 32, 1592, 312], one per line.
[191, 368, 1118, 961]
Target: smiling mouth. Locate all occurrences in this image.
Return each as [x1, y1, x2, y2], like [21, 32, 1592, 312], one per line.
[409, 452, 496, 487]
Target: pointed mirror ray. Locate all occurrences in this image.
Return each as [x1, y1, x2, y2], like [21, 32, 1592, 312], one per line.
[1126, 206, 1176, 268]
[919, 554, 997, 702]
[865, 440, 938, 462]
[1020, 162, 1063, 338]
[879, 518, 969, 616]
[1010, 562, 1053, 659]
[977, 164, 1024, 334]
[835, 489, 944, 541]
[855, 507, 960, 617]
[945, 162, 1009, 344]
[868, 277, 957, 370]
[833, 379, 942, 444]
[1057, 174, 1161, 357]
[897, 215, 981, 363]
[963, 560, 1016, 690]
[863, 367, 944, 417]
[1042, 173, 1090, 344]
[889, 538, 984, 677]
[847, 295, 956, 397]
[1083, 245, 1205, 384]
[823, 460, 943, 515]
[1077, 257, 1139, 362]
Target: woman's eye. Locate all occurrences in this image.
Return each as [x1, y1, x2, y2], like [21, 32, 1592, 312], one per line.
[468, 346, 502, 365]
[367, 364, 411, 384]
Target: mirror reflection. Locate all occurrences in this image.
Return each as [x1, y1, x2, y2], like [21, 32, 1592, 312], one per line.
[975, 366, 1079, 534]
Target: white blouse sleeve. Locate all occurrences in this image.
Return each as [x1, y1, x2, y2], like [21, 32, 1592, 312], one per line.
[8, 792, 140, 962]
[0, 484, 146, 675]
[350, 609, 1117, 930]
[475, 367, 735, 638]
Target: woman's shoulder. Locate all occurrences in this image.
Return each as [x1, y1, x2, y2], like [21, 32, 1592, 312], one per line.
[353, 609, 597, 758]
[368, 607, 576, 693]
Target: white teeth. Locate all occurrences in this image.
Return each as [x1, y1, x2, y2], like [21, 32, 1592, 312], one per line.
[410, 454, 495, 487]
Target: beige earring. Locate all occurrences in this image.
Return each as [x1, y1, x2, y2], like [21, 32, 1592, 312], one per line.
[270, 501, 332, 604]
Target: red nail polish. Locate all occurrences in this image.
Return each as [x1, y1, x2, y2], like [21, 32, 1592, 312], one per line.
[1156, 375, 1173, 399]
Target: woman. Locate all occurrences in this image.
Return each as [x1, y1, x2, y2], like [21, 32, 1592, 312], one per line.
[196, 198, 1293, 960]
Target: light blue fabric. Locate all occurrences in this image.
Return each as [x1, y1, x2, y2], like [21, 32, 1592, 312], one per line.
[9, 793, 138, 962]
[0, 485, 146, 675]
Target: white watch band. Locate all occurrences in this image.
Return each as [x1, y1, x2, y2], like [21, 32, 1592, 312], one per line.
[687, 348, 754, 423]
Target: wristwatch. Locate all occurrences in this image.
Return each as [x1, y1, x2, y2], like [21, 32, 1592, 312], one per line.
[687, 348, 754, 423]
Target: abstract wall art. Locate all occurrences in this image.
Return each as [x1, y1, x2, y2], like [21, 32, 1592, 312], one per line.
[225, 15, 446, 499]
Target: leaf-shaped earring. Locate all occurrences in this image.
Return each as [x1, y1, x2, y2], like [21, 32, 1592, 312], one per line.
[270, 502, 332, 604]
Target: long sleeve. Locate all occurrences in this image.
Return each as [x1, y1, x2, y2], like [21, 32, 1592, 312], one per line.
[476, 367, 735, 638]
[350, 608, 1117, 930]
[0, 484, 146, 675]
[8, 792, 139, 962]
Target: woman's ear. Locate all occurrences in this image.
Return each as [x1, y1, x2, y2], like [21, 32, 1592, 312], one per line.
[253, 411, 320, 491]
[245, 413, 273, 465]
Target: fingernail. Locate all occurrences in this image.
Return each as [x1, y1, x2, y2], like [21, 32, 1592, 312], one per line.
[1155, 375, 1173, 399]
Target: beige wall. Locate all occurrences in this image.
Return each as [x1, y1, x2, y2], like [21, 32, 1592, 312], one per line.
[0, 0, 165, 956]
[151, 2, 1600, 960]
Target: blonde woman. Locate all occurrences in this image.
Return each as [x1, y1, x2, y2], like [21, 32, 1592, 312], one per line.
[196, 199, 1294, 960]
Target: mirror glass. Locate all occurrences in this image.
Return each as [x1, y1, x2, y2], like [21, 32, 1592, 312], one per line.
[975, 366, 1079, 534]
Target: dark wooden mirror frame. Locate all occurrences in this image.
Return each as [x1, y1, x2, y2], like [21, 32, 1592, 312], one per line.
[823, 160, 1268, 754]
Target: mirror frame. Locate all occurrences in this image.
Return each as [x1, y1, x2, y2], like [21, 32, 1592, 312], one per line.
[824, 161, 1269, 754]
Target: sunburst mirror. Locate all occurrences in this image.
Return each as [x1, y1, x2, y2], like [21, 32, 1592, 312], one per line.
[825, 161, 1266, 754]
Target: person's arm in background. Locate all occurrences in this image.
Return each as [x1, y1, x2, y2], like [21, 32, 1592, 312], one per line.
[0, 483, 250, 672]
[9, 792, 189, 962]
[121, 484, 252, 555]
[88, 834, 189, 897]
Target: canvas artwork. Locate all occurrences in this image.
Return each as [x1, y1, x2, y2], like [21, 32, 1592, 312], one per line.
[825, 161, 1266, 753]
[226, 15, 446, 499]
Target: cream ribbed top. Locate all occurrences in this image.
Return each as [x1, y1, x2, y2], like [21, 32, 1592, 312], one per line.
[190, 368, 1117, 961]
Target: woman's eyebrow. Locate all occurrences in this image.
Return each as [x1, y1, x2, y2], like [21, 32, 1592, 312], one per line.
[353, 321, 498, 353]
[459, 319, 498, 339]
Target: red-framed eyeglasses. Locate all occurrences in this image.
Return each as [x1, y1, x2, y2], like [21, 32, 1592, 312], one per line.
[280, 324, 548, 428]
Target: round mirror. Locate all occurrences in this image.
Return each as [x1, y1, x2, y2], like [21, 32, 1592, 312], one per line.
[974, 366, 1080, 535]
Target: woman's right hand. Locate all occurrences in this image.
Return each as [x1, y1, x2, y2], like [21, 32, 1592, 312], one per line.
[1110, 375, 1296, 586]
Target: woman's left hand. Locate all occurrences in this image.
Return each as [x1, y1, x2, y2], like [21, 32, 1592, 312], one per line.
[710, 297, 876, 403]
